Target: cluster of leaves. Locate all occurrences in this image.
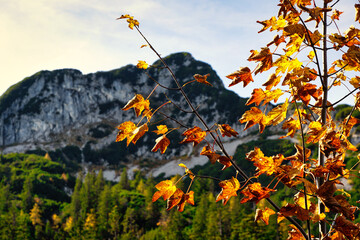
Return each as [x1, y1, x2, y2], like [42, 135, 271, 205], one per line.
[117, 2, 360, 239]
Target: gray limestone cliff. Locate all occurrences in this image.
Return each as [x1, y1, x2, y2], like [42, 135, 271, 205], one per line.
[0, 52, 249, 170]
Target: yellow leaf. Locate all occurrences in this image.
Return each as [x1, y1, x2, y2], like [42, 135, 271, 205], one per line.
[152, 180, 176, 202]
[127, 123, 148, 146]
[117, 14, 140, 30]
[116, 121, 136, 142]
[266, 99, 288, 126]
[153, 125, 168, 135]
[122, 94, 150, 117]
[308, 50, 315, 60]
[136, 60, 149, 69]
[255, 207, 276, 225]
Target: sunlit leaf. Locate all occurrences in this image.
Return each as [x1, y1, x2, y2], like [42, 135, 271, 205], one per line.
[153, 125, 168, 135]
[216, 177, 240, 205]
[178, 163, 195, 180]
[116, 121, 136, 142]
[117, 14, 140, 30]
[255, 207, 276, 225]
[240, 182, 275, 204]
[239, 107, 267, 133]
[151, 135, 170, 154]
[136, 60, 149, 69]
[152, 180, 177, 202]
[200, 146, 220, 164]
[226, 67, 254, 87]
[180, 126, 206, 146]
[194, 73, 212, 86]
[127, 123, 148, 146]
[122, 94, 150, 117]
[217, 124, 239, 137]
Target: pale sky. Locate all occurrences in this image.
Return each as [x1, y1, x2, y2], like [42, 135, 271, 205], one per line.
[0, 0, 358, 105]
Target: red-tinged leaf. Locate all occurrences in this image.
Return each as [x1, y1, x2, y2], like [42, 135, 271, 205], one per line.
[334, 215, 360, 239]
[239, 107, 267, 133]
[177, 191, 195, 212]
[262, 73, 281, 90]
[279, 203, 310, 221]
[127, 123, 148, 146]
[216, 177, 240, 205]
[226, 67, 254, 87]
[218, 124, 239, 137]
[180, 126, 206, 146]
[116, 121, 136, 142]
[248, 47, 273, 75]
[200, 146, 220, 164]
[122, 94, 150, 117]
[194, 73, 212, 86]
[281, 117, 301, 138]
[356, 4, 360, 23]
[287, 224, 306, 240]
[254, 207, 276, 225]
[152, 180, 177, 202]
[240, 182, 275, 204]
[218, 156, 232, 170]
[151, 135, 170, 154]
[167, 188, 184, 210]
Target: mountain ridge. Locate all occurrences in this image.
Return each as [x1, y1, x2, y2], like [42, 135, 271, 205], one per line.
[0, 52, 250, 175]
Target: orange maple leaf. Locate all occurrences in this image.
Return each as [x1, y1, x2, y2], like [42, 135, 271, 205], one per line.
[287, 224, 306, 240]
[248, 47, 273, 75]
[151, 135, 170, 154]
[167, 189, 195, 212]
[122, 94, 150, 117]
[239, 107, 267, 133]
[216, 177, 240, 205]
[116, 121, 136, 142]
[246, 147, 284, 176]
[218, 156, 232, 170]
[126, 123, 148, 146]
[281, 117, 301, 138]
[240, 182, 275, 204]
[217, 124, 239, 137]
[152, 180, 177, 202]
[179, 126, 206, 146]
[254, 207, 276, 225]
[200, 146, 220, 164]
[246, 88, 283, 106]
[226, 67, 254, 87]
[193, 73, 212, 86]
[262, 73, 281, 90]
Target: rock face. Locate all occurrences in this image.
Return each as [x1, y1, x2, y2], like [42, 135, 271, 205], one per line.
[0, 52, 249, 169]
